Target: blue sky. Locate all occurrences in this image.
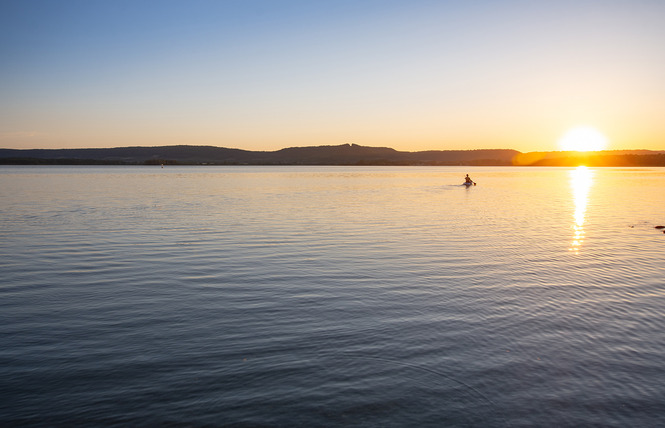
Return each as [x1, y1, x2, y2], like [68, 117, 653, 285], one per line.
[1, 0, 664, 151]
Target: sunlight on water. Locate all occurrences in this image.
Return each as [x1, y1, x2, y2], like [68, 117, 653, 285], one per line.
[569, 166, 594, 253]
[569, 166, 593, 254]
[2, 166, 665, 427]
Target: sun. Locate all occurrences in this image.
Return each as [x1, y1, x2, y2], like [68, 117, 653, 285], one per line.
[558, 126, 608, 152]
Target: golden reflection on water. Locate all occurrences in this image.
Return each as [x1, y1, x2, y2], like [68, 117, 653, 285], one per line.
[569, 166, 594, 253]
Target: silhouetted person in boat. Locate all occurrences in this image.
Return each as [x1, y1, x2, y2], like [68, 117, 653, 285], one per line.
[464, 174, 474, 184]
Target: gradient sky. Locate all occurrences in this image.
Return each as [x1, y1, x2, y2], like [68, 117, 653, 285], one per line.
[1, 0, 664, 152]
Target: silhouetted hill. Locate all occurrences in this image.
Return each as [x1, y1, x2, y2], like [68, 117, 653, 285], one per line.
[0, 146, 253, 165]
[0, 144, 519, 166]
[1, 144, 664, 166]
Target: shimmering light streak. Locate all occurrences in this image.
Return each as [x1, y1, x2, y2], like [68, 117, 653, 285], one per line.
[569, 166, 594, 253]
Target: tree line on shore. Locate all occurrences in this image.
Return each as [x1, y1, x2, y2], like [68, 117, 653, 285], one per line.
[1, 144, 664, 166]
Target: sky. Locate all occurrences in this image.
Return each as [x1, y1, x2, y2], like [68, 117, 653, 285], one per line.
[1, 0, 664, 152]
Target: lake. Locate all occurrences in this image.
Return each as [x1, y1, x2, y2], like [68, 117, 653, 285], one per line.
[1, 165, 664, 427]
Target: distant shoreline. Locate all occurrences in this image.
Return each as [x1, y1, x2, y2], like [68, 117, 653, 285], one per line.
[2, 144, 665, 167]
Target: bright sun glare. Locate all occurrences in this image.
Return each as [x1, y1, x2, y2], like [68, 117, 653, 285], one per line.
[558, 126, 608, 152]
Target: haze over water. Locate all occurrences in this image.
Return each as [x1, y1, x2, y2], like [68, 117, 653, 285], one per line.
[1, 165, 665, 426]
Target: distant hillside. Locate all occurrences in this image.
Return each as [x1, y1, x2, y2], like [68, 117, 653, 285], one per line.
[0, 146, 253, 165]
[0, 144, 519, 166]
[1, 144, 664, 166]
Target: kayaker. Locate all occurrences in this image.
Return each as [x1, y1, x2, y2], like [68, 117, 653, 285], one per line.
[464, 174, 473, 184]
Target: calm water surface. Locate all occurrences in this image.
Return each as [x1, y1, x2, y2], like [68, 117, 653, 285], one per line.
[1, 166, 664, 427]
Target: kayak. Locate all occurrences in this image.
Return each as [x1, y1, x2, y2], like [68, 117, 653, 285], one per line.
[463, 182, 475, 186]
